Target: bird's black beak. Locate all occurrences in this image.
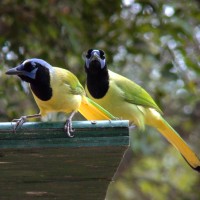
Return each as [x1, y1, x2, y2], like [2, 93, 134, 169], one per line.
[90, 52, 101, 62]
[6, 65, 24, 76]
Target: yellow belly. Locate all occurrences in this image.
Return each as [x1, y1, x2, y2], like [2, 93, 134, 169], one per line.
[32, 91, 82, 116]
[86, 82, 146, 128]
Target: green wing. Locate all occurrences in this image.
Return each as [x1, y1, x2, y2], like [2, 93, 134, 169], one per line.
[109, 70, 162, 114]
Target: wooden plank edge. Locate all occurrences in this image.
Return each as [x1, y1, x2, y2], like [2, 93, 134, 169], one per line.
[0, 120, 129, 130]
[0, 120, 130, 148]
[0, 120, 129, 138]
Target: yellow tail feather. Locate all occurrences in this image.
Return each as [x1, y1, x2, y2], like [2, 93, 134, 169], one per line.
[78, 96, 116, 120]
[155, 116, 200, 172]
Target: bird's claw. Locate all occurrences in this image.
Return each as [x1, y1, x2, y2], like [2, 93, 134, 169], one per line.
[11, 116, 27, 132]
[64, 119, 75, 138]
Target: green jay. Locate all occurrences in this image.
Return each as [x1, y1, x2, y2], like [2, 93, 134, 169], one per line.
[84, 49, 200, 172]
[6, 58, 115, 137]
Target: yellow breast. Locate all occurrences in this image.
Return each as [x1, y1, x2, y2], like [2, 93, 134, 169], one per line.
[32, 67, 83, 116]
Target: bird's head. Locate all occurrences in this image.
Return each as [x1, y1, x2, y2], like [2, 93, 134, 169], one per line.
[6, 58, 53, 83]
[84, 49, 106, 74]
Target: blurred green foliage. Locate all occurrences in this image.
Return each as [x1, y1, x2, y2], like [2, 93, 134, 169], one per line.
[0, 0, 200, 199]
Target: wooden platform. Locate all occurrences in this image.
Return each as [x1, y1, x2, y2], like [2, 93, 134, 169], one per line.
[0, 120, 129, 200]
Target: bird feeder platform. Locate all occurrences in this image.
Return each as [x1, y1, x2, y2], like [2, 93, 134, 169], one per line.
[0, 120, 129, 200]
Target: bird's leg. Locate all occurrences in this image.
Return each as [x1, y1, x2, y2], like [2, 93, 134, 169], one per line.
[12, 114, 41, 132]
[64, 111, 77, 138]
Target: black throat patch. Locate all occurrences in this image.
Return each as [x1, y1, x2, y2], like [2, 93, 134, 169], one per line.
[85, 65, 109, 99]
[30, 67, 52, 101]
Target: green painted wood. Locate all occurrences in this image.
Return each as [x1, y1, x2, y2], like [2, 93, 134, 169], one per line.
[0, 146, 127, 200]
[0, 120, 130, 199]
[0, 120, 129, 148]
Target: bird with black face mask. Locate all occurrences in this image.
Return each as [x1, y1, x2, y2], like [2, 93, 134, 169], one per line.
[6, 58, 115, 137]
[84, 49, 200, 172]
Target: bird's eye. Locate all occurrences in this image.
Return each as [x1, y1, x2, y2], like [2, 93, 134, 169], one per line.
[99, 50, 105, 59]
[86, 49, 93, 59]
[23, 61, 37, 72]
[31, 62, 36, 68]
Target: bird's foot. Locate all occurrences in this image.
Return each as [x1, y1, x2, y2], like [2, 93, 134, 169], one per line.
[11, 116, 27, 132]
[64, 119, 75, 138]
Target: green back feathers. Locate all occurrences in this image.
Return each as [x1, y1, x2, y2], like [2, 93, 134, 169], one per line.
[109, 70, 162, 114]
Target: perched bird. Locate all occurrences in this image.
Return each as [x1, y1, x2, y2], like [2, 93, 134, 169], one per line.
[84, 49, 200, 172]
[6, 58, 115, 137]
